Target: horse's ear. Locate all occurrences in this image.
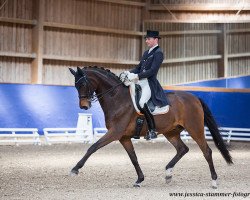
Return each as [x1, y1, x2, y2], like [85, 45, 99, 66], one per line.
[69, 68, 76, 76]
[77, 67, 84, 76]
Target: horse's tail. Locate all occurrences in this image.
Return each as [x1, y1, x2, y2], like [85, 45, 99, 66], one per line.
[199, 98, 233, 165]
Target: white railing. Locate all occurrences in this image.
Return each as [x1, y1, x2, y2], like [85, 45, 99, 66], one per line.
[0, 128, 41, 145]
[0, 127, 249, 145]
[93, 128, 193, 143]
[180, 127, 250, 143]
[43, 128, 94, 145]
[180, 130, 192, 142]
[204, 127, 250, 143]
[93, 127, 250, 144]
[93, 128, 108, 143]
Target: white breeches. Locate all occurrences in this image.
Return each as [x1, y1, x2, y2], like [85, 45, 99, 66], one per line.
[138, 79, 151, 108]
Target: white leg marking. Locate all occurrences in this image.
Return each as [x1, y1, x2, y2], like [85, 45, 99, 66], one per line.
[166, 168, 173, 177]
[212, 180, 218, 189]
[133, 182, 141, 188]
[165, 168, 173, 184]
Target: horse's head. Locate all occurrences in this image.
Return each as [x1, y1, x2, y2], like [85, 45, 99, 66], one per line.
[69, 67, 95, 110]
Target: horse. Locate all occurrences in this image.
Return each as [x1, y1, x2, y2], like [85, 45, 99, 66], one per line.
[69, 66, 233, 189]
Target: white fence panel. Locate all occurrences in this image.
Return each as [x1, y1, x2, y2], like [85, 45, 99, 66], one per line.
[43, 128, 94, 145]
[205, 127, 250, 143]
[182, 127, 250, 143]
[93, 127, 250, 144]
[93, 128, 108, 143]
[1, 126, 249, 145]
[0, 128, 41, 145]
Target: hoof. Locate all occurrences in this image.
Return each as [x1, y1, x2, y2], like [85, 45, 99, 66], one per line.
[133, 182, 141, 188]
[69, 169, 79, 177]
[211, 180, 218, 189]
[165, 175, 172, 184]
[165, 168, 173, 183]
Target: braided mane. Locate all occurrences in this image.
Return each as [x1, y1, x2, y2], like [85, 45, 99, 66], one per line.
[82, 66, 122, 83]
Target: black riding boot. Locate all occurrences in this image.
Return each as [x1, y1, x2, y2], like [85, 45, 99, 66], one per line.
[141, 103, 158, 140]
[133, 117, 144, 139]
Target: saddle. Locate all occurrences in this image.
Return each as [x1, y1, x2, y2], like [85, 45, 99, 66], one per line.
[129, 83, 169, 115]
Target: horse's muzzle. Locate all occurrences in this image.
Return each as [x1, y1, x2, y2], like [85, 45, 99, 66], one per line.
[79, 99, 91, 110]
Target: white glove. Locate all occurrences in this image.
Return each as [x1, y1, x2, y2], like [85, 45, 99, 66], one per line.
[127, 72, 139, 82]
[119, 71, 129, 82]
[119, 71, 131, 86]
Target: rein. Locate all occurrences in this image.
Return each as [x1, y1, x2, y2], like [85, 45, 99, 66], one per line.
[93, 81, 124, 101]
[77, 73, 128, 102]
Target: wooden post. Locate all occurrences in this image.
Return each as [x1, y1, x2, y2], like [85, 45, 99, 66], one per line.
[140, 0, 150, 55]
[223, 25, 228, 77]
[142, 0, 150, 22]
[31, 0, 44, 84]
[217, 23, 228, 78]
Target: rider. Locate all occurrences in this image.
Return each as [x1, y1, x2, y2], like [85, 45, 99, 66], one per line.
[125, 30, 169, 140]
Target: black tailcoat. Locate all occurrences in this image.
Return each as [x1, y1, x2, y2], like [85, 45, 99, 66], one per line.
[130, 46, 168, 107]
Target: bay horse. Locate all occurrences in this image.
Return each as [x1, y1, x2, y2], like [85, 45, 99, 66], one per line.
[69, 66, 233, 188]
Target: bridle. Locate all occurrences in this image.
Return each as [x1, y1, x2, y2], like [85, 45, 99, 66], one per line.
[75, 72, 127, 102]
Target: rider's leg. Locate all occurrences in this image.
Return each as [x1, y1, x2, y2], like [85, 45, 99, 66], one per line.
[133, 117, 144, 139]
[138, 79, 157, 140]
[138, 79, 151, 109]
[141, 103, 158, 140]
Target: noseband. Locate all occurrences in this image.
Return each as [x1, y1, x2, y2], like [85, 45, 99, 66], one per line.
[75, 74, 95, 101]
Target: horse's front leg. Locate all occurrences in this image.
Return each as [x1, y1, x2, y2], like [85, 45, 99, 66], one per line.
[119, 137, 144, 187]
[70, 130, 120, 176]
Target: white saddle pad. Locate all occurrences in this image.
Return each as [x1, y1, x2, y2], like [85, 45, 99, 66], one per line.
[129, 83, 170, 115]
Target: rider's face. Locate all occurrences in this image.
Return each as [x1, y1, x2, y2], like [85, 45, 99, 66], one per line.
[145, 37, 158, 48]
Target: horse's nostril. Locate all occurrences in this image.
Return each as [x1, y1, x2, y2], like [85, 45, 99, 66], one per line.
[81, 106, 88, 110]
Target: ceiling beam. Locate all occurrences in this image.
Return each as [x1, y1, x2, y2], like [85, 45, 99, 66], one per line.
[148, 3, 250, 11]
[96, 0, 145, 7]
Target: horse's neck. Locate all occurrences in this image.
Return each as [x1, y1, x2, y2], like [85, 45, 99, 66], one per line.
[95, 78, 130, 117]
[87, 69, 131, 122]
[97, 81, 128, 106]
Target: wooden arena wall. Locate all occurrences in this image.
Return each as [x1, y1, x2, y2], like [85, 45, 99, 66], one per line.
[0, 0, 250, 86]
[143, 22, 250, 85]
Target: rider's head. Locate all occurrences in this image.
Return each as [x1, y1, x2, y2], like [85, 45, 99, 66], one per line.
[144, 30, 161, 48]
[145, 37, 159, 48]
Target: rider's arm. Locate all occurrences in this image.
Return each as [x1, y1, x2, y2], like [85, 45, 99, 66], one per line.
[130, 51, 148, 74]
[130, 62, 142, 74]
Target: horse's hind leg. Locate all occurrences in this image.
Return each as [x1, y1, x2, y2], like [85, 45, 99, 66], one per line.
[119, 137, 144, 187]
[70, 131, 119, 176]
[187, 127, 218, 188]
[164, 131, 189, 183]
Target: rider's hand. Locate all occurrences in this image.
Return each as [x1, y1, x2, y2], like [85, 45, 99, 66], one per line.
[119, 71, 129, 81]
[127, 73, 139, 83]
[119, 71, 130, 86]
